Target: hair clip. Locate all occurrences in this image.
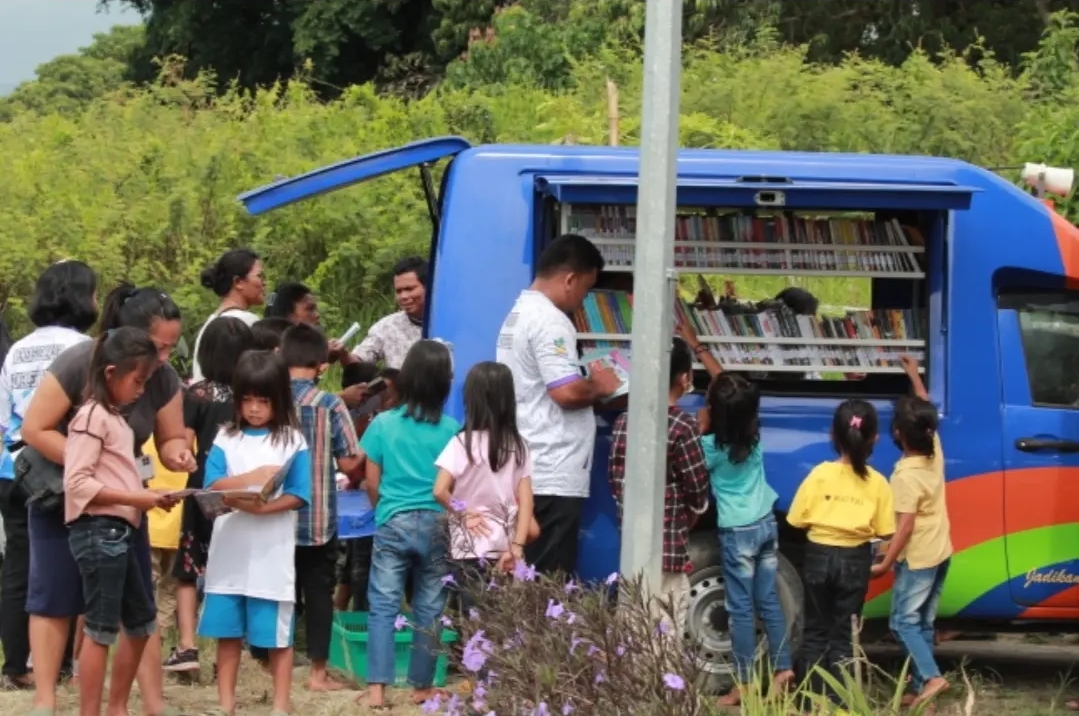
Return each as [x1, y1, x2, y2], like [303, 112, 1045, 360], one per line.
[849, 415, 863, 429]
[267, 292, 278, 307]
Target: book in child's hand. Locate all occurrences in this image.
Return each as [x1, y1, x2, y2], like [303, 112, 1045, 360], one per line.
[193, 488, 260, 520]
[258, 452, 298, 502]
[580, 348, 631, 402]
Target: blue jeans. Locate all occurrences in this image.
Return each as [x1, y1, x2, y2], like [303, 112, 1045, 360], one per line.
[367, 511, 449, 687]
[720, 513, 793, 683]
[890, 558, 950, 691]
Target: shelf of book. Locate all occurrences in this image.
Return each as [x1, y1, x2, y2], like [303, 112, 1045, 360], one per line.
[573, 289, 926, 375]
[560, 203, 927, 279]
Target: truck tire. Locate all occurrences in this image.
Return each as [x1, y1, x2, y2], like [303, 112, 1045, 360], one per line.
[684, 529, 804, 694]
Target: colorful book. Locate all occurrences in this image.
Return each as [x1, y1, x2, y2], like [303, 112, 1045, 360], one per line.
[580, 347, 631, 401]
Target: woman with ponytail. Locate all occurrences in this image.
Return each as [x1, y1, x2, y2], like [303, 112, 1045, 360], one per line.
[787, 399, 895, 710]
[20, 283, 195, 716]
[191, 248, 265, 381]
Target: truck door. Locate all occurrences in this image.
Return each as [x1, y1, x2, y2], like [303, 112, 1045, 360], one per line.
[999, 289, 1079, 610]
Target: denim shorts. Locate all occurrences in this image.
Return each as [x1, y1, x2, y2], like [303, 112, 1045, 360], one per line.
[68, 516, 157, 646]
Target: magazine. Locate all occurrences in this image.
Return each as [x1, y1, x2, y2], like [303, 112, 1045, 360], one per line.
[580, 347, 631, 401]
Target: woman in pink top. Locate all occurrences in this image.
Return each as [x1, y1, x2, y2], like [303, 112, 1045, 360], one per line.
[433, 362, 536, 600]
[63, 328, 180, 716]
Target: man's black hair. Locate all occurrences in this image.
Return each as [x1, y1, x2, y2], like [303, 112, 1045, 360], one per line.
[280, 322, 329, 369]
[29, 260, 99, 332]
[393, 256, 428, 287]
[536, 234, 605, 278]
[670, 337, 693, 388]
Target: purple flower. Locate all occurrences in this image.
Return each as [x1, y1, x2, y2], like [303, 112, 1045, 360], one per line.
[450, 498, 467, 511]
[441, 573, 456, 586]
[545, 599, 565, 620]
[513, 560, 537, 582]
[440, 615, 453, 628]
[474, 683, 487, 699]
[616, 644, 626, 656]
[587, 644, 600, 657]
[655, 619, 671, 635]
[605, 571, 619, 585]
[421, 694, 442, 713]
[564, 580, 579, 594]
[462, 630, 493, 672]
[487, 578, 497, 591]
[533, 702, 550, 715]
[394, 614, 409, 631]
[595, 670, 606, 684]
[663, 673, 685, 690]
[565, 611, 577, 625]
[469, 607, 480, 621]
[570, 635, 585, 654]
[562, 701, 575, 715]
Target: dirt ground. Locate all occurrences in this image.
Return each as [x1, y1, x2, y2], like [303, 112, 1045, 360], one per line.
[0, 635, 1075, 715]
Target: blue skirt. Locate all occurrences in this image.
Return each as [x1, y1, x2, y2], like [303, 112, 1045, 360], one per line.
[27, 506, 154, 618]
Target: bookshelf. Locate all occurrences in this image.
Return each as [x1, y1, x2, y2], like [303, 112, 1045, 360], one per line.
[561, 203, 929, 377]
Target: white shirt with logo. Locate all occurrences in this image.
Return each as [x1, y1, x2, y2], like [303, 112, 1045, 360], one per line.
[496, 290, 596, 498]
[0, 326, 90, 479]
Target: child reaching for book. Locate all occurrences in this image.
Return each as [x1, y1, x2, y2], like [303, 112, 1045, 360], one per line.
[698, 371, 794, 706]
[870, 355, 952, 707]
[432, 361, 536, 606]
[607, 338, 710, 636]
[787, 400, 895, 709]
[63, 328, 182, 716]
[196, 350, 311, 716]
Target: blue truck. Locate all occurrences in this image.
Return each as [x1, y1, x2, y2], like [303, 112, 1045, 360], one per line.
[239, 137, 1079, 685]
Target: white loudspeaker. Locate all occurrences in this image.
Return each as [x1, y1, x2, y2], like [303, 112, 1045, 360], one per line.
[1022, 163, 1075, 197]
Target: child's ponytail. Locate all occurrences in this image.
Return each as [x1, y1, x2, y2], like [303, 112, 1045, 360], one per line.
[831, 399, 879, 479]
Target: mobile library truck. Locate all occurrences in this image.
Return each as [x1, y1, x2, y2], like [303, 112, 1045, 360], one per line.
[239, 138, 1079, 684]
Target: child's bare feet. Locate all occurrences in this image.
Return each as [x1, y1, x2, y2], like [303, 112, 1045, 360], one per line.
[411, 687, 449, 704]
[769, 669, 795, 697]
[912, 676, 949, 706]
[308, 674, 345, 692]
[356, 684, 391, 711]
[717, 686, 742, 708]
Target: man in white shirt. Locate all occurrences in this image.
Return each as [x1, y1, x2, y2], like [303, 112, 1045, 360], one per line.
[496, 235, 620, 576]
[339, 257, 426, 371]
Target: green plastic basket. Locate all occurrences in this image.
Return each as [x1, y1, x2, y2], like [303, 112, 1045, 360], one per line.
[329, 611, 457, 687]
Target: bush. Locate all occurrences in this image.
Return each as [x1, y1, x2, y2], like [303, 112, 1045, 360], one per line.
[3, 13, 1079, 342]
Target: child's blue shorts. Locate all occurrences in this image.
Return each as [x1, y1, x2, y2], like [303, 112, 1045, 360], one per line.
[197, 593, 295, 649]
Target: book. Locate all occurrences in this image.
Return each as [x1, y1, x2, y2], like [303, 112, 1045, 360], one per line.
[580, 347, 631, 401]
[568, 206, 925, 273]
[182, 452, 299, 520]
[575, 288, 926, 373]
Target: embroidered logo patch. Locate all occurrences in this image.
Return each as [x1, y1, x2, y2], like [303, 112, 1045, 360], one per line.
[553, 337, 568, 356]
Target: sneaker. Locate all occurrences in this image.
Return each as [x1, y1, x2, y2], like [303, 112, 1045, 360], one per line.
[163, 647, 200, 673]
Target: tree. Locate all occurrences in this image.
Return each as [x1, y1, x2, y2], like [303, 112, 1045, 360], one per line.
[0, 25, 144, 120]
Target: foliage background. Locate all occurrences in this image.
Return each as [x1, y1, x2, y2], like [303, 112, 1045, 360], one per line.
[3, 6, 1079, 340]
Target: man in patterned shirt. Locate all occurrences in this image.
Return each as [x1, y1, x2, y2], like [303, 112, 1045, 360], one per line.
[250, 323, 362, 690]
[340, 257, 427, 370]
[607, 337, 710, 633]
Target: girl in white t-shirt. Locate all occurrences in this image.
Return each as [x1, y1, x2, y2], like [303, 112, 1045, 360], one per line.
[433, 361, 536, 596]
[196, 349, 310, 716]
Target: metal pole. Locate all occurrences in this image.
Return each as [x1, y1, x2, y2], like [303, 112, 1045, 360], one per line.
[618, 0, 683, 597]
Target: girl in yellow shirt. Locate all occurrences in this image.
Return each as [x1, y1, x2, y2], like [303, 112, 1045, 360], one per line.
[787, 399, 895, 708]
[870, 355, 951, 708]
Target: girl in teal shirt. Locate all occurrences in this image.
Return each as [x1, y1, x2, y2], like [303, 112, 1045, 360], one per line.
[697, 366, 793, 706]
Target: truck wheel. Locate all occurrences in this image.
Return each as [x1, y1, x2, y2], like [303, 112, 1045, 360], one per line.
[684, 531, 804, 694]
